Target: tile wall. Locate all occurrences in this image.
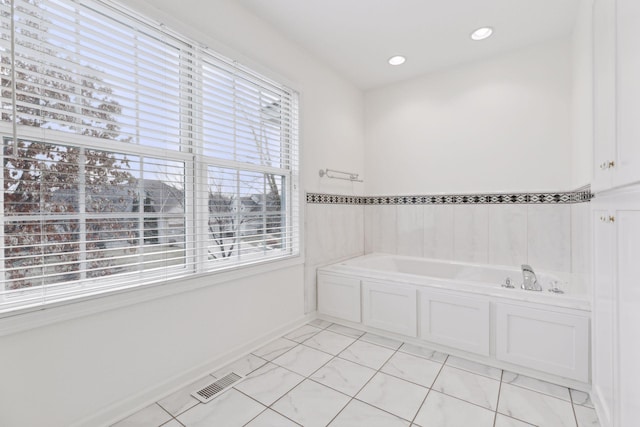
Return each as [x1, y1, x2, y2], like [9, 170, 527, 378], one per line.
[304, 188, 591, 313]
[305, 203, 365, 313]
[364, 203, 590, 292]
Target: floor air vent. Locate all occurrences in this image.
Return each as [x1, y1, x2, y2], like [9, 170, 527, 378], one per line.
[191, 372, 244, 403]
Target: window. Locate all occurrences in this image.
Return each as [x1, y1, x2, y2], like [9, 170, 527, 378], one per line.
[0, 0, 299, 312]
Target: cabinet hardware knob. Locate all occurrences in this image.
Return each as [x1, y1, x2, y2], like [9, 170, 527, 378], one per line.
[608, 160, 616, 168]
[600, 215, 615, 223]
[600, 162, 608, 170]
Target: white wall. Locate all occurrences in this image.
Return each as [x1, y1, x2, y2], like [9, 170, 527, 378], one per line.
[0, 266, 303, 427]
[128, 0, 366, 197]
[364, 38, 573, 195]
[0, 1, 365, 426]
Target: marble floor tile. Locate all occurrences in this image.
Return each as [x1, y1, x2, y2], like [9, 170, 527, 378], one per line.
[112, 403, 172, 427]
[329, 399, 409, 427]
[498, 383, 576, 427]
[380, 351, 442, 388]
[398, 343, 448, 363]
[571, 389, 595, 408]
[310, 357, 376, 396]
[327, 323, 365, 338]
[356, 372, 428, 422]
[177, 388, 264, 426]
[445, 356, 502, 380]
[308, 319, 333, 329]
[272, 379, 351, 427]
[359, 333, 403, 350]
[303, 330, 357, 355]
[502, 371, 570, 400]
[157, 375, 215, 416]
[285, 325, 322, 343]
[432, 366, 500, 410]
[574, 405, 601, 427]
[213, 354, 267, 377]
[272, 344, 334, 376]
[234, 363, 304, 406]
[252, 338, 298, 361]
[494, 413, 535, 427]
[244, 409, 301, 426]
[413, 391, 494, 427]
[338, 339, 396, 370]
[160, 420, 182, 427]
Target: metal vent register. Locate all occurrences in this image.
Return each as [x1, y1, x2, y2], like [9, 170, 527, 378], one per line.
[191, 372, 244, 403]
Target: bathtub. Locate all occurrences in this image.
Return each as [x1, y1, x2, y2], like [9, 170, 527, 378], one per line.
[317, 253, 591, 385]
[321, 253, 589, 310]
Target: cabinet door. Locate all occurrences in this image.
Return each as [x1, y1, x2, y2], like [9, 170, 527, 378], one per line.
[592, 208, 616, 427]
[317, 273, 361, 322]
[419, 290, 490, 356]
[615, 0, 640, 188]
[362, 281, 417, 337]
[495, 304, 589, 382]
[616, 209, 640, 426]
[593, 0, 616, 191]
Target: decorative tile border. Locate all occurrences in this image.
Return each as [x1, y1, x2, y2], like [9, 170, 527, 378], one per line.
[306, 185, 592, 205]
[305, 194, 366, 205]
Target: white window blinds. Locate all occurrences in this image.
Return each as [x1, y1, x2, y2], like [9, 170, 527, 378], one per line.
[0, 0, 299, 313]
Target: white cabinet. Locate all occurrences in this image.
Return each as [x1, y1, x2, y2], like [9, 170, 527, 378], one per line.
[317, 273, 361, 322]
[362, 281, 417, 337]
[495, 303, 589, 382]
[592, 206, 616, 427]
[593, 0, 640, 191]
[591, 187, 640, 427]
[593, 0, 617, 192]
[616, 209, 640, 426]
[419, 290, 490, 356]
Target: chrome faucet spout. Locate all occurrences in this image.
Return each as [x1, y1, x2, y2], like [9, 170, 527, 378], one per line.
[521, 264, 542, 291]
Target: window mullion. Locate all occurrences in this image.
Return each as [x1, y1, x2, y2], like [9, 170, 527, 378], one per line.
[78, 148, 87, 281]
[183, 49, 201, 274]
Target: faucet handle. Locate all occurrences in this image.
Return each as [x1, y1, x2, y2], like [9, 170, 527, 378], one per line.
[521, 264, 534, 272]
[502, 277, 514, 288]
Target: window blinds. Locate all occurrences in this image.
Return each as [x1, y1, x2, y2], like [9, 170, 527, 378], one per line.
[0, 0, 299, 313]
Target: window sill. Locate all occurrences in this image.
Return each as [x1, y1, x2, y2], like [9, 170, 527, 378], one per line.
[0, 255, 304, 337]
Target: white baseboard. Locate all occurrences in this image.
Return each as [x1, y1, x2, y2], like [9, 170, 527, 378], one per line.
[73, 312, 316, 427]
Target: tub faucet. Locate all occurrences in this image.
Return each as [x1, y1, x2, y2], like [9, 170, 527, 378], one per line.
[521, 264, 542, 291]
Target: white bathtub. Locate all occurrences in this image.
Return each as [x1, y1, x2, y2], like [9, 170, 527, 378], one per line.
[322, 253, 589, 310]
[317, 253, 591, 385]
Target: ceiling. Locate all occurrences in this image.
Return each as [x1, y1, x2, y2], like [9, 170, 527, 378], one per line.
[237, 0, 582, 90]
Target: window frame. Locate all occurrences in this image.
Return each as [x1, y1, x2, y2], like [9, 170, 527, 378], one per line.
[0, 0, 301, 316]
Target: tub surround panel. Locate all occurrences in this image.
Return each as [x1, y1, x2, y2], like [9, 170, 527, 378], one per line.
[570, 202, 591, 290]
[396, 206, 424, 257]
[453, 205, 490, 263]
[527, 205, 572, 273]
[305, 203, 364, 313]
[364, 203, 575, 279]
[488, 205, 528, 267]
[306, 204, 364, 266]
[364, 205, 397, 255]
[423, 205, 455, 260]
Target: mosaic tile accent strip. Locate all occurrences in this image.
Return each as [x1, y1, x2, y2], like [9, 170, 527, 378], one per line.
[306, 186, 592, 205]
[306, 194, 366, 205]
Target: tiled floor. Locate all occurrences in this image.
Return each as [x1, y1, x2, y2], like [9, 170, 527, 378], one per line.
[112, 319, 601, 427]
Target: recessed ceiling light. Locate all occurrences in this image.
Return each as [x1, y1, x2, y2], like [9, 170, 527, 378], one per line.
[388, 55, 406, 66]
[470, 27, 493, 41]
